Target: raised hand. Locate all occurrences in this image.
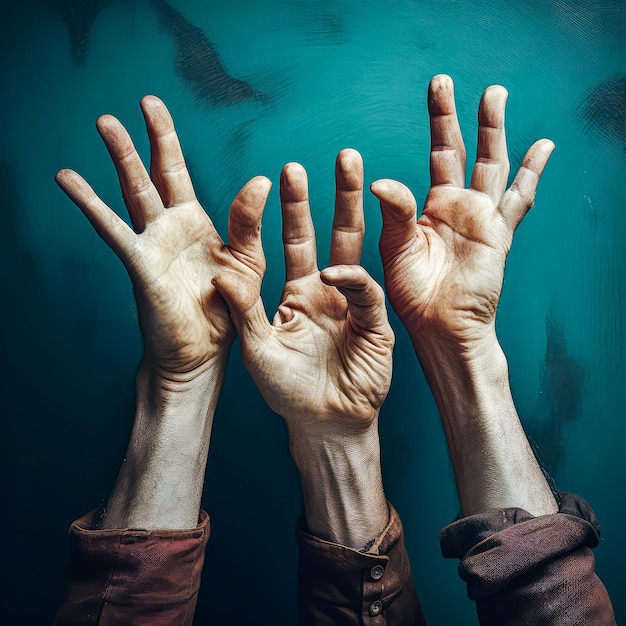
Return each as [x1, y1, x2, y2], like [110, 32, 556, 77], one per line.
[55, 97, 271, 529]
[372, 74, 554, 353]
[213, 149, 393, 547]
[213, 149, 394, 433]
[372, 75, 558, 517]
[56, 96, 271, 380]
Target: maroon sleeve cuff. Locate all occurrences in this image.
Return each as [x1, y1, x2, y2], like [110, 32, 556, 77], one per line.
[54, 509, 210, 626]
[296, 503, 425, 626]
[440, 493, 616, 625]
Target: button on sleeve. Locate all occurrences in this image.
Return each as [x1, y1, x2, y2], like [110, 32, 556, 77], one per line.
[369, 600, 383, 616]
[370, 564, 385, 580]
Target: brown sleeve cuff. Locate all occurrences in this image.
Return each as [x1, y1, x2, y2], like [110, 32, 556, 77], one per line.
[440, 493, 616, 625]
[296, 503, 425, 626]
[54, 509, 210, 626]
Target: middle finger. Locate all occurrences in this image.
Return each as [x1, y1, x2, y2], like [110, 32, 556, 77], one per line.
[281, 162, 318, 281]
[329, 149, 364, 266]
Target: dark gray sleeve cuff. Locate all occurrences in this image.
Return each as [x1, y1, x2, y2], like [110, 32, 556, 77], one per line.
[440, 493, 616, 625]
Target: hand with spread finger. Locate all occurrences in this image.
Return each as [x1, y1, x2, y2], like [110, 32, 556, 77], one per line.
[213, 149, 394, 550]
[372, 75, 554, 352]
[56, 96, 271, 529]
[372, 75, 558, 517]
[57, 97, 271, 381]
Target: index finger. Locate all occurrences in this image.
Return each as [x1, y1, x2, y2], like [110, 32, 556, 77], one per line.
[280, 162, 318, 281]
[329, 149, 364, 266]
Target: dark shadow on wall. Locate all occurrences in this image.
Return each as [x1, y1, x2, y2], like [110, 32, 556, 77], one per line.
[47, 0, 124, 64]
[1, 161, 46, 308]
[2, 155, 142, 623]
[582, 74, 626, 150]
[1, 159, 60, 625]
[527, 314, 587, 477]
[46, 0, 268, 109]
[148, 0, 267, 108]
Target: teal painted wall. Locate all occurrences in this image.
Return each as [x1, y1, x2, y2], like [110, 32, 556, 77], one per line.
[2, 1, 624, 623]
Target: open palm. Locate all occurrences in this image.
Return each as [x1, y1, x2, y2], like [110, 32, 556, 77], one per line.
[214, 151, 394, 432]
[372, 75, 554, 348]
[56, 96, 271, 378]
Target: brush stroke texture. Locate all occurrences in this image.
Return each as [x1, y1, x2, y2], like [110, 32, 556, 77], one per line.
[148, 0, 265, 107]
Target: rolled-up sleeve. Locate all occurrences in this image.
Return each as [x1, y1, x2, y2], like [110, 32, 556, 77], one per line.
[296, 503, 426, 626]
[53, 509, 210, 626]
[440, 492, 616, 625]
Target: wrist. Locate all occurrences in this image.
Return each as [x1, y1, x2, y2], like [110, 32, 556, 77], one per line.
[287, 418, 390, 550]
[410, 320, 501, 363]
[140, 348, 230, 388]
[411, 328, 507, 422]
[132, 355, 227, 445]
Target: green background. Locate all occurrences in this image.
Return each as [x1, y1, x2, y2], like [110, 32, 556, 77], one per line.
[2, 1, 624, 623]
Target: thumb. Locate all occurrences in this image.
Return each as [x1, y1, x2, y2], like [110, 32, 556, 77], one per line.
[320, 265, 392, 338]
[370, 178, 419, 264]
[211, 271, 272, 343]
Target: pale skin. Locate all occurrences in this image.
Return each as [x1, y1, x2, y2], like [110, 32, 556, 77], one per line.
[57, 74, 556, 542]
[57, 97, 393, 546]
[213, 150, 394, 549]
[56, 95, 272, 529]
[371, 74, 558, 516]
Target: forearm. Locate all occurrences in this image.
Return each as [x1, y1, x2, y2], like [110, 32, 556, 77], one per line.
[413, 330, 557, 517]
[101, 356, 226, 530]
[288, 418, 390, 550]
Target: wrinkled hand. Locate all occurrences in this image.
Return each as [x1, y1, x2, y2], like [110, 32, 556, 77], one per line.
[213, 150, 394, 433]
[56, 96, 271, 380]
[372, 75, 554, 351]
